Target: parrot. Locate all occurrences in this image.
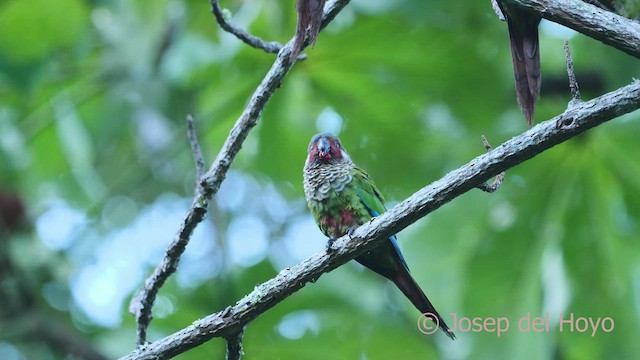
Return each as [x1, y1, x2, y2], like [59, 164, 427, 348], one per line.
[495, 0, 542, 126]
[303, 133, 455, 340]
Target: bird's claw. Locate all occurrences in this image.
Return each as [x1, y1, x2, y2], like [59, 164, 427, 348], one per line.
[346, 226, 357, 239]
[326, 227, 358, 253]
[326, 237, 337, 252]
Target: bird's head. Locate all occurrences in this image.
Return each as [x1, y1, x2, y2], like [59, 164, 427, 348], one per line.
[306, 133, 351, 165]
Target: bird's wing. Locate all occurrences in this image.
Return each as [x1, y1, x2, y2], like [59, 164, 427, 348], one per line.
[353, 167, 409, 270]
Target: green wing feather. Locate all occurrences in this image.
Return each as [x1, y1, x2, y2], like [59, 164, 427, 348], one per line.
[352, 167, 409, 269]
[352, 167, 387, 216]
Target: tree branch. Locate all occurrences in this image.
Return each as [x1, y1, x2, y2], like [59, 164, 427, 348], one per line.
[224, 328, 244, 360]
[476, 136, 505, 193]
[128, 0, 352, 347]
[502, 0, 640, 59]
[564, 41, 582, 103]
[209, 0, 283, 54]
[186, 114, 205, 193]
[121, 81, 640, 359]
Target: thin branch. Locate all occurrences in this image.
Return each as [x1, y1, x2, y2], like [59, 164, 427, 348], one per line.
[209, 0, 282, 54]
[224, 328, 244, 360]
[476, 136, 505, 193]
[564, 41, 582, 103]
[208, 0, 308, 60]
[502, 0, 640, 59]
[121, 81, 640, 360]
[128, 0, 352, 347]
[187, 115, 205, 192]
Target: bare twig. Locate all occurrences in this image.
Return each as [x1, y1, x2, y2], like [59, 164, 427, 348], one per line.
[564, 41, 582, 103]
[209, 0, 307, 60]
[209, 0, 282, 54]
[128, 0, 352, 347]
[121, 81, 640, 360]
[224, 328, 244, 360]
[502, 0, 640, 59]
[128, 199, 208, 345]
[187, 115, 205, 192]
[477, 136, 505, 193]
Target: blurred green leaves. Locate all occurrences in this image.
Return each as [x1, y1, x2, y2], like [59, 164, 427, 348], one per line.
[0, 0, 88, 63]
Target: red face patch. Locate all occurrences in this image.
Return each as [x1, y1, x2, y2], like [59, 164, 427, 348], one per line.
[307, 134, 345, 164]
[329, 140, 343, 160]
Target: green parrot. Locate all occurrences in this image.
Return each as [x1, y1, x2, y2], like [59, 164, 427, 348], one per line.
[303, 133, 455, 340]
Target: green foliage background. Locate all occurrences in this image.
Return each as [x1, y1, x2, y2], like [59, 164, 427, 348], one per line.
[1, 0, 639, 359]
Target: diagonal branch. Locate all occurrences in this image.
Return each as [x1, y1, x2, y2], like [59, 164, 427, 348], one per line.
[128, 0, 352, 347]
[120, 81, 640, 359]
[186, 114, 205, 193]
[502, 0, 640, 59]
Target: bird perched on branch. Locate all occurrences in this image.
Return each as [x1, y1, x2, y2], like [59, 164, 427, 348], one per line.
[303, 133, 455, 340]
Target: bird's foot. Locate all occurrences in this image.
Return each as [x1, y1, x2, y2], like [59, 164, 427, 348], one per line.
[327, 227, 358, 253]
[326, 237, 337, 252]
[346, 226, 358, 239]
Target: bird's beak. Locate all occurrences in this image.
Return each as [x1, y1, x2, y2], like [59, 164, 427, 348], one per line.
[318, 138, 331, 159]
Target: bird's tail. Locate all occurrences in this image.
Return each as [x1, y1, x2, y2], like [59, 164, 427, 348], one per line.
[392, 264, 456, 340]
[291, 0, 326, 61]
[506, 13, 542, 126]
